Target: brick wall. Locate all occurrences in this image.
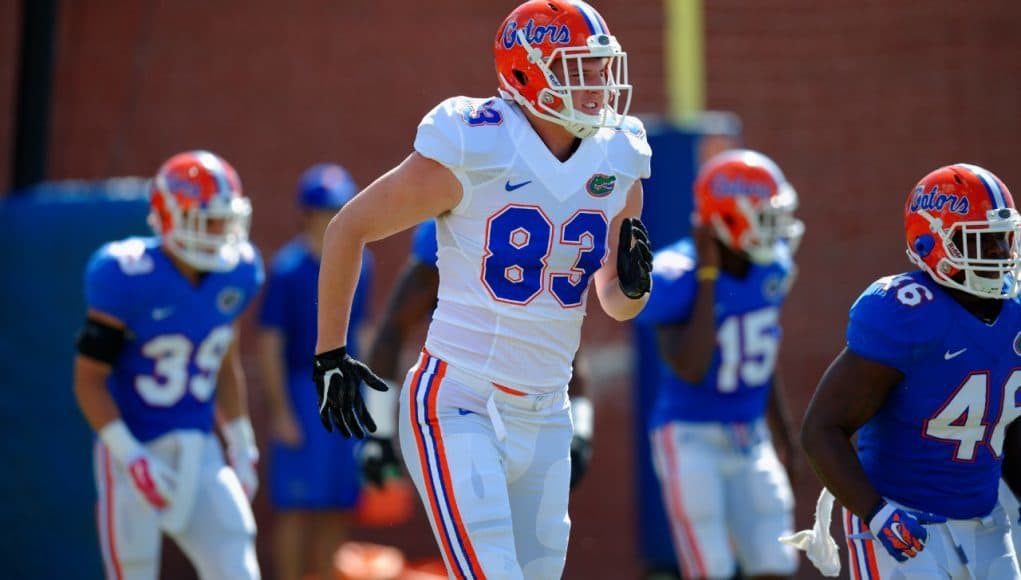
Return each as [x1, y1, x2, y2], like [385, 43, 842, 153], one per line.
[4, 1, 1020, 578]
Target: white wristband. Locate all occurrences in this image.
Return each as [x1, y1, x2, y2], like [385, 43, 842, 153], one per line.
[867, 500, 897, 535]
[223, 416, 258, 456]
[365, 380, 400, 438]
[571, 396, 594, 439]
[99, 420, 144, 465]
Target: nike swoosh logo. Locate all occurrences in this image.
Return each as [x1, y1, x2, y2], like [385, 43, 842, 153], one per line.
[944, 348, 967, 360]
[890, 521, 909, 545]
[505, 179, 532, 192]
[457, 408, 475, 416]
[151, 307, 174, 320]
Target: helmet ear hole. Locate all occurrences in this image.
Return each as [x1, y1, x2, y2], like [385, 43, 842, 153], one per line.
[513, 69, 528, 86]
[913, 234, 935, 258]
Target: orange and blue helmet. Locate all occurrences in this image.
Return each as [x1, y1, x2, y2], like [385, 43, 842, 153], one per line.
[297, 163, 357, 211]
[494, 0, 631, 138]
[149, 150, 251, 272]
[905, 163, 1021, 298]
[693, 149, 804, 264]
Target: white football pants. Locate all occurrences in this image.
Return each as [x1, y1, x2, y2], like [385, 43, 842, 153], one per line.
[399, 349, 573, 580]
[651, 419, 797, 579]
[842, 497, 1019, 579]
[93, 431, 259, 580]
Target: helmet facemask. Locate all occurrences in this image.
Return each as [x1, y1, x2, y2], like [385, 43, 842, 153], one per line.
[908, 207, 1021, 299]
[504, 30, 631, 138]
[712, 185, 805, 265]
[151, 193, 252, 273]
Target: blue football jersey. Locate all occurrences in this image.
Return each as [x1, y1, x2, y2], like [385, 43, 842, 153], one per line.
[636, 237, 795, 426]
[258, 237, 373, 367]
[848, 271, 1021, 519]
[84, 237, 264, 442]
[411, 219, 438, 267]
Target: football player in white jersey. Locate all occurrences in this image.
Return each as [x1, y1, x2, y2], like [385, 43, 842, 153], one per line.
[312, 1, 653, 578]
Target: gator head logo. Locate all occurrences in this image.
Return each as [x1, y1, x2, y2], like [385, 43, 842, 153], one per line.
[217, 287, 244, 314]
[586, 174, 617, 197]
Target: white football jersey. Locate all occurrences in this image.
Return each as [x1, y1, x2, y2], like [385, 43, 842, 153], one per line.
[414, 96, 652, 392]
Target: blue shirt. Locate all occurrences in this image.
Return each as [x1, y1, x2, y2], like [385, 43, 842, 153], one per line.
[84, 237, 264, 442]
[636, 238, 794, 426]
[847, 271, 1021, 519]
[412, 219, 438, 267]
[258, 237, 373, 369]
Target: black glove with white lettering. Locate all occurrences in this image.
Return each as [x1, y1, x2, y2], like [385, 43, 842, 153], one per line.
[360, 435, 401, 488]
[313, 346, 389, 439]
[617, 217, 653, 299]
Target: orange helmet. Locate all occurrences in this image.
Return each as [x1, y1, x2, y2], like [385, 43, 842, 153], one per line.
[494, 0, 631, 138]
[148, 150, 251, 272]
[905, 163, 1021, 298]
[694, 149, 804, 264]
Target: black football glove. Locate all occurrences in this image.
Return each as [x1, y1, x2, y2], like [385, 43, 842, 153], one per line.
[360, 435, 401, 488]
[617, 217, 653, 299]
[569, 434, 592, 489]
[313, 346, 389, 439]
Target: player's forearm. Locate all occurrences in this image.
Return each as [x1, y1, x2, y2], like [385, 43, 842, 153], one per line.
[216, 345, 249, 421]
[800, 422, 881, 519]
[596, 276, 648, 321]
[316, 212, 366, 352]
[73, 357, 122, 432]
[658, 283, 717, 382]
[367, 323, 407, 381]
[256, 331, 295, 414]
[1002, 421, 1021, 498]
[766, 376, 796, 449]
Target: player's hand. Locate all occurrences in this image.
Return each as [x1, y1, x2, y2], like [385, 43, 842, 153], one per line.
[314, 346, 389, 439]
[693, 223, 721, 270]
[100, 420, 176, 510]
[569, 434, 592, 489]
[360, 435, 401, 489]
[617, 217, 653, 299]
[867, 500, 946, 562]
[224, 417, 259, 501]
[228, 448, 259, 501]
[271, 409, 303, 447]
[127, 454, 177, 510]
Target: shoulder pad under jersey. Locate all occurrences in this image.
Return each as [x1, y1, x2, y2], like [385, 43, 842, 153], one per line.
[603, 115, 652, 180]
[414, 96, 508, 172]
[83, 237, 156, 321]
[846, 272, 950, 370]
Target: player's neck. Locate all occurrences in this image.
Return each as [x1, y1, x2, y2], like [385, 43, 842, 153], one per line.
[522, 109, 582, 162]
[945, 285, 1004, 324]
[163, 246, 205, 286]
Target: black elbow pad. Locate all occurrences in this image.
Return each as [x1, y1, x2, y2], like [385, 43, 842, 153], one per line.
[76, 317, 126, 365]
